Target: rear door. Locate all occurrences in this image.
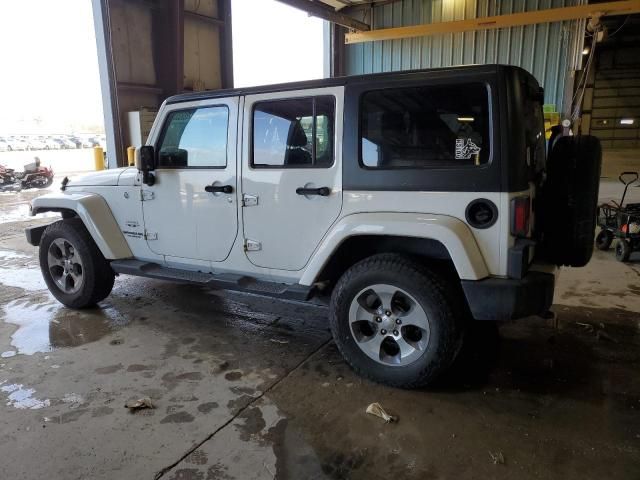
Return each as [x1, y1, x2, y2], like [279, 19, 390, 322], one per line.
[142, 98, 239, 263]
[241, 87, 343, 271]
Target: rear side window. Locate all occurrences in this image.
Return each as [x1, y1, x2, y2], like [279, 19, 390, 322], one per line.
[360, 83, 490, 169]
[252, 96, 335, 168]
[157, 106, 228, 168]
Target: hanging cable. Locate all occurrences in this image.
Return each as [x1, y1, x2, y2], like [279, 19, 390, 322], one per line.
[571, 25, 599, 122]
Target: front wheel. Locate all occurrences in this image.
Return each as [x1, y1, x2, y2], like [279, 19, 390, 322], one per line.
[329, 254, 465, 389]
[615, 239, 632, 262]
[595, 229, 614, 251]
[39, 218, 115, 308]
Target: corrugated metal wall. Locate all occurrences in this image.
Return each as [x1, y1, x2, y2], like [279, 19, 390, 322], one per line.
[345, 0, 585, 114]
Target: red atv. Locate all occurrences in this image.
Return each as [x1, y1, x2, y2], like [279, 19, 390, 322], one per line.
[0, 157, 54, 192]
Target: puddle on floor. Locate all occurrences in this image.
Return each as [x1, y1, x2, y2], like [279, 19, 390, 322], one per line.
[0, 250, 45, 291]
[2, 298, 129, 355]
[0, 267, 46, 291]
[0, 382, 50, 409]
[0, 202, 57, 225]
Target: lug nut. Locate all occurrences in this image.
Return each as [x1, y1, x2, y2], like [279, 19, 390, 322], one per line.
[385, 310, 392, 316]
[395, 319, 402, 325]
[375, 317, 382, 323]
[393, 330, 399, 336]
[380, 329, 387, 335]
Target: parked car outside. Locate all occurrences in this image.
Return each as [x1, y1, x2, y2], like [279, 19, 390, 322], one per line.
[27, 137, 47, 151]
[42, 137, 60, 150]
[7, 137, 28, 151]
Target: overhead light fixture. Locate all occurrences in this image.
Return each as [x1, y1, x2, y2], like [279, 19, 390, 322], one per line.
[582, 47, 590, 55]
[620, 118, 635, 125]
[457, 117, 475, 122]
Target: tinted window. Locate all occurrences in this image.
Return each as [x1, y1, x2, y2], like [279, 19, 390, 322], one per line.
[158, 106, 228, 168]
[252, 96, 334, 168]
[360, 84, 490, 169]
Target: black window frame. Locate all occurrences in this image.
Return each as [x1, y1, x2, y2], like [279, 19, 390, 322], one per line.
[357, 82, 494, 171]
[155, 104, 230, 170]
[250, 95, 336, 170]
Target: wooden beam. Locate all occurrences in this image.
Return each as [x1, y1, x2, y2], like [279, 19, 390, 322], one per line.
[275, 0, 370, 31]
[183, 10, 225, 26]
[345, 0, 640, 44]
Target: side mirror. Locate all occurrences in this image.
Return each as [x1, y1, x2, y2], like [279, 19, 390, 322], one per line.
[135, 146, 156, 186]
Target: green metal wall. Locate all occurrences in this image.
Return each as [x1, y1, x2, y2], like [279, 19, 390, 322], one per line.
[344, 0, 585, 114]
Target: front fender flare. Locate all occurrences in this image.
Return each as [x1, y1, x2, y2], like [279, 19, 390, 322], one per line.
[31, 192, 132, 259]
[300, 212, 489, 285]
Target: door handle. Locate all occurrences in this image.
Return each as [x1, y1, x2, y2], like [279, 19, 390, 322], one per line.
[205, 184, 234, 194]
[296, 186, 331, 197]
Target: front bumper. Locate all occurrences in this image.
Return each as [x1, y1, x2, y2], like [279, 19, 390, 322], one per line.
[25, 224, 48, 246]
[461, 271, 555, 321]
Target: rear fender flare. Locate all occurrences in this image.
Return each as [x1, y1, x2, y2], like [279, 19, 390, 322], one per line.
[300, 212, 489, 285]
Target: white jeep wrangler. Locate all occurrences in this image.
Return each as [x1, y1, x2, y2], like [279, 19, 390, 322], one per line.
[26, 65, 601, 388]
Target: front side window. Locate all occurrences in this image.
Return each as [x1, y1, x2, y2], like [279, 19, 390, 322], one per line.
[158, 106, 229, 168]
[360, 83, 490, 169]
[252, 96, 335, 168]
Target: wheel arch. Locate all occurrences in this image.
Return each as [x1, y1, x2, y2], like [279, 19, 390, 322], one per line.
[31, 192, 132, 259]
[300, 212, 490, 287]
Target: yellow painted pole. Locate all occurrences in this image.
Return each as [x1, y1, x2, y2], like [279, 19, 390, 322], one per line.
[126, 146, 136, 166]
[93, 146, 105, 171]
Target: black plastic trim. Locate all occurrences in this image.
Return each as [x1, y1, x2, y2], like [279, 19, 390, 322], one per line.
[25, 224, 48, 246]
[507, 238, 536, 279]
[465, 198, 498, 229]
[110, 259, 312, 301]
[461, 271, 554, 321]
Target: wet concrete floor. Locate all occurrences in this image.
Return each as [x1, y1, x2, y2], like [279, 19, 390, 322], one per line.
[0, 184, 639, 479]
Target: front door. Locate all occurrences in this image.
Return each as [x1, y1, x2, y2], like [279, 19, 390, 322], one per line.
[142, 98, 239, 263]
[242, 88, 343, 271]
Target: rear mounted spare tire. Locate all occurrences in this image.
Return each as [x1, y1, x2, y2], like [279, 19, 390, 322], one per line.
[538, 135, 602, 267]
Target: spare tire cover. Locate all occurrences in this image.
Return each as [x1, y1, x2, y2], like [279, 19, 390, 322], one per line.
[538, 135, 602, 267]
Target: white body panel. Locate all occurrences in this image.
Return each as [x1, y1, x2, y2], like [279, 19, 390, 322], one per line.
[141, 97, 240, 264]
[66, 167, 131, 187]
[241, 87, 344, 271]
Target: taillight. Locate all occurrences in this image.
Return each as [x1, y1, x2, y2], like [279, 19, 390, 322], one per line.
[511, 196, 530, 237]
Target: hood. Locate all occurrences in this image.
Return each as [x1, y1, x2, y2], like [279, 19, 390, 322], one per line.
[66, 167, 139, 187]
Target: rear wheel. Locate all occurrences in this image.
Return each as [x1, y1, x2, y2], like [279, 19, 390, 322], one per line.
[329, 254, 465, 388]
[39, 218, 115, 308]
[595, 229, 614, 251]
[615, 239, 632, 262]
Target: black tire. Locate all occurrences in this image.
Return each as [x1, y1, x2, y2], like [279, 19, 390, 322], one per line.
[539, 135, 602, 267]
[39, 218, 115, 308]
[329, 254, 465, 389]
[615, 240, 631, 262]
[595, 229, 614, 251]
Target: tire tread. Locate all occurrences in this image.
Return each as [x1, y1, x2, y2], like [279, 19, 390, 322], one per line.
[329, 253, 464, 389]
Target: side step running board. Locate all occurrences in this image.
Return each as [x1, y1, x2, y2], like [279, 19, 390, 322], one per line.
[110, 259, 313, 301]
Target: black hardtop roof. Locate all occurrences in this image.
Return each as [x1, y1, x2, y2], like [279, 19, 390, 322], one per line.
[166, 64, 531, 105]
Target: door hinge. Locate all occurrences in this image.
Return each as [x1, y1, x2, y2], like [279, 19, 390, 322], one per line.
[242, 194, 258, 207]
[144, 231, 158, 240]
[244, 239, 261, 251]
[140, 190, 155, 201]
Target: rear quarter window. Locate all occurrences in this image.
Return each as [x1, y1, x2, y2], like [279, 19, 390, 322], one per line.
[360, 83, 490, 169]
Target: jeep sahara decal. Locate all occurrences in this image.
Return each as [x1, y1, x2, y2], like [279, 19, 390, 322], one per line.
[455, 138, 481, 160]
